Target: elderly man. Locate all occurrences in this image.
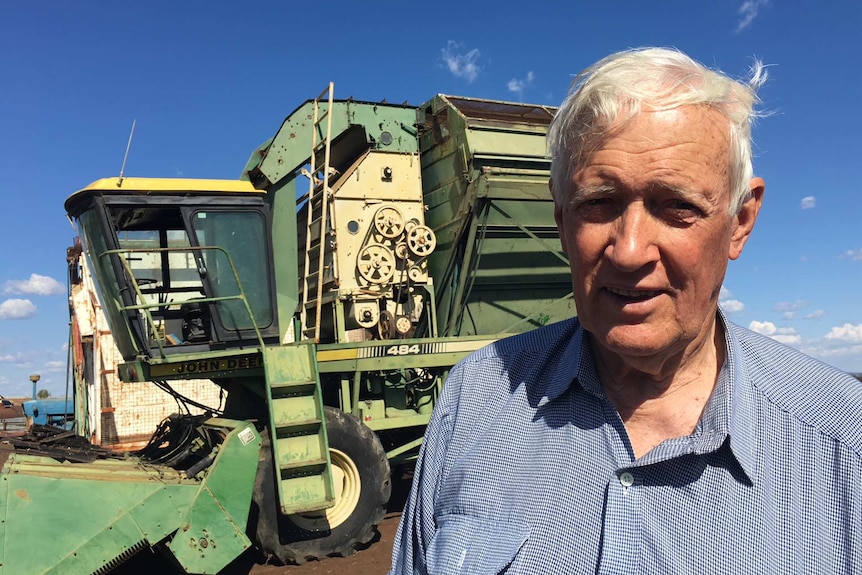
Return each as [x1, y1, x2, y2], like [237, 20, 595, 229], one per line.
[389, 47, 861, 574]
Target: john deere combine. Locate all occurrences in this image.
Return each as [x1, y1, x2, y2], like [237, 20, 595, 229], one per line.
[0, 85, 572, 573]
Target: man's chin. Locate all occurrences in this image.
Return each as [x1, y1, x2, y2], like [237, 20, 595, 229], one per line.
[588, 324, 678, 359]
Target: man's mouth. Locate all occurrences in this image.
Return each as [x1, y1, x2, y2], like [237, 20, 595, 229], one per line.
[605, 286, 661, 301]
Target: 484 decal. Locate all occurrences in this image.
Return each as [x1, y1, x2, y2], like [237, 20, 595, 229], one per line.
[385, 344, 421, 356]
[338, 340, 490, 360]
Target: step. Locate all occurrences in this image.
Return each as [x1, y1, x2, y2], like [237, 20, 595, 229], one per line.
[279, 458, 328, 472]
[275, 435, 325, 467]
[278, 473, 332, 514]
[271, 396, 320, 426]
[269, 379, 317, 391]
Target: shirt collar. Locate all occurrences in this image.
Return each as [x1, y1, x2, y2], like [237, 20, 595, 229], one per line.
[555, 310, 759, 482]
[718, 308, 759, 482]
[539, 318, 587, 406]
[678, 308, 758, 482]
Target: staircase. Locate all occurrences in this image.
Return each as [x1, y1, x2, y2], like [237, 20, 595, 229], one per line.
[263, 344, 334, 514]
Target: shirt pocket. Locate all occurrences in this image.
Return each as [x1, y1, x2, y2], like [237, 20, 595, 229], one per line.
[427, 514, 530, 575]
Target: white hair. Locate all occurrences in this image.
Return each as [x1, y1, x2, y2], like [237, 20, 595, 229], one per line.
[548, 47, 767, 214]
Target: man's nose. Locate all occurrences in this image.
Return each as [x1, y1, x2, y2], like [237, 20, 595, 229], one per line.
[604, 205, 660, 271]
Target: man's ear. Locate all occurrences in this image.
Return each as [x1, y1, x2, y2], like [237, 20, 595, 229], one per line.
[728, 177, 765, 260]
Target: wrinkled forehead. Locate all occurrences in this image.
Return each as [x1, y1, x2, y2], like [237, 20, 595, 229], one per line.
[576, 104, 733, 172]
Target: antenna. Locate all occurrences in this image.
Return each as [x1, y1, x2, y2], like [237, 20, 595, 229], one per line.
[117, 119, 137, 187]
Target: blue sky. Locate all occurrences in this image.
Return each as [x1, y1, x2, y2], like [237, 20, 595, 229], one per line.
[1, 1, 861, 396]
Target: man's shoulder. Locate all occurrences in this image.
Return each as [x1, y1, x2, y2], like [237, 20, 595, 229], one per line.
[465, 317, 581, 364]
[443, 318, 582, 406]
[730, 322, 862, 451]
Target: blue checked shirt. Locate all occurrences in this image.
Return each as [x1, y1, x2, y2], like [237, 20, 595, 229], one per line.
[389, 313, 862, 574]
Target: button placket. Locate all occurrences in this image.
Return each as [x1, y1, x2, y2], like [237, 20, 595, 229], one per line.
[597, 469, 641, 573]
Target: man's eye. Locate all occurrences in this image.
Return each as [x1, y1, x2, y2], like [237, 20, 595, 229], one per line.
[575, 198, 613, 214]
[572, 197, 618, 222]
[583, 198, 610, 207]
[663, 201, 702, 222]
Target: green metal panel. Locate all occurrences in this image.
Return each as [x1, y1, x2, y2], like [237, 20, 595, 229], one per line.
[418, 94, 572, 337]
[0, 456, 196, 574]
[268, 177, 300, 344]
[461, 129, 549, 159]
[168, 420, 262, 573]
[0, 419, 261, 575]
[248, 99, 419, 189]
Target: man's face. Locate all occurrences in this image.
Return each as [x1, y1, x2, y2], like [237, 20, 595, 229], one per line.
[554, 105, 763, 361]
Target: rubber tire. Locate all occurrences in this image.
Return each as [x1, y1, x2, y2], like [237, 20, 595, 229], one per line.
[251, 406, 391, 564]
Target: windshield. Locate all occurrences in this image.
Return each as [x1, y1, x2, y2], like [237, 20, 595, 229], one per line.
[75, 197, 275, 358]
[190, 209, 272, 330]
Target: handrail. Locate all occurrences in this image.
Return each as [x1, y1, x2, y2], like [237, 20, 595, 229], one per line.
[98, 245, 267, 359]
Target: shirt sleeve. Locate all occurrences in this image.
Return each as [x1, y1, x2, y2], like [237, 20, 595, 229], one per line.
[388, 362, 462, 575]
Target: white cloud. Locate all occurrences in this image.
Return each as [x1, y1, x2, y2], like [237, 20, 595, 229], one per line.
[799, 340, 862, 370]
[749, 320, 777, 335]
[840, 249, 862, 261]
[720, 299, 745, 313]
[804, 309, 826, 319]
[800, 196, 816, 210]
[825, 323, 862, 343]
[751, 321, 801, 344]
[0, 354, 16, 362]
[3, 274, 65, 296]
[43, 361, 65, 372]
[773, 300, 808, 313]
[440, 41, 481, 83]
[508, 71, 535, 99]
[719, 286, 733, 300]
[0, 299, 36, 320]
[736, 0, 768, 33]
[772, 333, 802, 345]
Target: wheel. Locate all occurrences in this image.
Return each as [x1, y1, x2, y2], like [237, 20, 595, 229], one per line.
[406, 225, 436, 257]
[394, 242, 409, 260]
[373, 206, 404, 238]
[395, 315, 413, 335]
[356, 244, 396, 284]
[250, 407, 391, 564]
[378, 310, 396, 339]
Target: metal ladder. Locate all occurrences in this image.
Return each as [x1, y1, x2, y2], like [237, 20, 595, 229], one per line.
[300, 82, 335, 342]
[263, 344, 334, 514]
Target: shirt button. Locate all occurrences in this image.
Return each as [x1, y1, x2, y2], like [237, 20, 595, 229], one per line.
[619, 471, 635, 487]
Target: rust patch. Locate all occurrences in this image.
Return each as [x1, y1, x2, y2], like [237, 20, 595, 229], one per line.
[14, 489, 29, 501]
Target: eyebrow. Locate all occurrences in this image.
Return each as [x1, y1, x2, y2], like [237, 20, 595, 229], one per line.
[571, 183, 618, 199]
[573, 181, 703, 201]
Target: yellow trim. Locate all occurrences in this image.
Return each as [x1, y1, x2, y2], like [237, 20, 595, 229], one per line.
[317, 349, 359, 362]
[65, 177, 264, 212]
[439, 339, 498, 353]
[76, 177, 261, 194]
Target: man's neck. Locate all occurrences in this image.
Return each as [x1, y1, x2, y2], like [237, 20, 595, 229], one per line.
[590, 319, 726, 459]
